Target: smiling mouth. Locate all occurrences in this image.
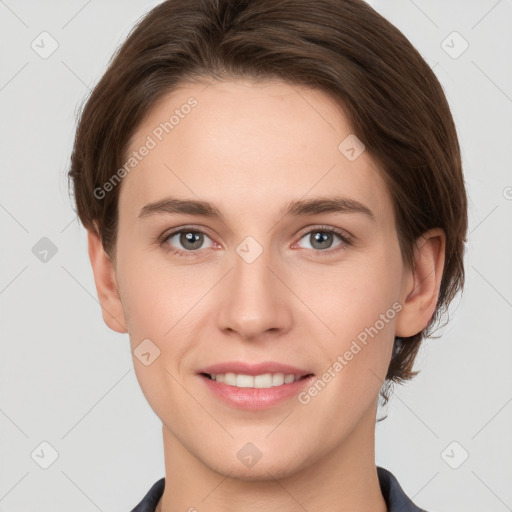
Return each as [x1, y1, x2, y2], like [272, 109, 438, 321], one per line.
[200, 372, 314, 389]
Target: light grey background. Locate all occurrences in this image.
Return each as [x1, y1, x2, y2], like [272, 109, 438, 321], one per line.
[0, 1, 511, 511]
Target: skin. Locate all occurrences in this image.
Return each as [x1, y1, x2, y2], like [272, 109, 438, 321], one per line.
[88, 79, 445, 512]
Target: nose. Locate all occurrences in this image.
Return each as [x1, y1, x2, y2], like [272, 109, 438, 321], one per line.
[215, 243, 293, 342]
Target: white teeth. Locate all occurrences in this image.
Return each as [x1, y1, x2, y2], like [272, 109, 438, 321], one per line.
[284, 374, 295, 384]
[272, 372, 285, 386]
[254, 374, 273, 388]
[236, 374, 254, 388]
[209, 372, 304, 388]
[224, 373, 237, 386]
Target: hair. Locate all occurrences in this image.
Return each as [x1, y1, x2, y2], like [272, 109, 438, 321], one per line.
[67, 0, 468, 407]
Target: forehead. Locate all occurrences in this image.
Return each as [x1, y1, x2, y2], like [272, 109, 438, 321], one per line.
[119, 79, 393, 225]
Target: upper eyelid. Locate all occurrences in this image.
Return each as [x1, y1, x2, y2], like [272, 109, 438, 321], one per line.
[163, 225, 217, 243]
[297, 225, 351, 238]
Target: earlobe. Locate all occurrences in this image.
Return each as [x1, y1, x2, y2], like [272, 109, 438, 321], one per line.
[87, 229, 128, 334]
[395, 228, 446, 338]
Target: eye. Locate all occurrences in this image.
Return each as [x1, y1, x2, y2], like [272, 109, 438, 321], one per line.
[294, 226, 353, 254]
[158, 225, 353, 258]
[159, 227, 215, 256]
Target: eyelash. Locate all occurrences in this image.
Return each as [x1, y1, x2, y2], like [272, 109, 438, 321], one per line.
[157, 225, 354, 259]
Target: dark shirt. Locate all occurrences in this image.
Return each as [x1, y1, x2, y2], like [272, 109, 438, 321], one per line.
[130, 466, 427, 511]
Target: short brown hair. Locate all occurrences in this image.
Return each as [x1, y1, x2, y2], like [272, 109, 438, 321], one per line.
[67, 0, 468, 404]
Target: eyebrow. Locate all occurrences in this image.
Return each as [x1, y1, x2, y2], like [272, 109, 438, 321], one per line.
[138, 196, 376, 222]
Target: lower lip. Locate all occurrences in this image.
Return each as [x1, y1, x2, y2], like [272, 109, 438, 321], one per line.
[199, 374, 315, 410]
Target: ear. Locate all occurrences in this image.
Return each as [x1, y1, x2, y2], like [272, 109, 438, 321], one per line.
[87, 229, 128, 334]
[395, 228, 446, 338]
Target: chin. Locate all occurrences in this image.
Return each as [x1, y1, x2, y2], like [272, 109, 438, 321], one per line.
[201, 446, 314, 482]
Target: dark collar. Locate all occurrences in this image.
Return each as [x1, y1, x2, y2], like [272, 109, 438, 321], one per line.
[130, 466, 427, 511]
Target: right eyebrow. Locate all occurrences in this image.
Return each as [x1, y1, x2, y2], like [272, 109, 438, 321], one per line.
[138, 197, 223, 220]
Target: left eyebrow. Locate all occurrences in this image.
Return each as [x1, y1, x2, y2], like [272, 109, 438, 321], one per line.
[137, 195, 376, 222]
[280, 196, 376, 222]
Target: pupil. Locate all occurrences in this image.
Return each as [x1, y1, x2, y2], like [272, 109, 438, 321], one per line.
[312, 231, 331, 249]
[181, 231, 203, 250]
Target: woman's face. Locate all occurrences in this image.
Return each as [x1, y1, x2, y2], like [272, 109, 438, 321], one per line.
[112, 79, 411, 478]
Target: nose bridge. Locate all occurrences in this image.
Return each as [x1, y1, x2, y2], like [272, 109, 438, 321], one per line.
[216, 235, 291, 338]
[234, 238, 274, 297]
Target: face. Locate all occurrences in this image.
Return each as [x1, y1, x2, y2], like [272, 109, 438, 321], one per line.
[111, 79, 412, 479]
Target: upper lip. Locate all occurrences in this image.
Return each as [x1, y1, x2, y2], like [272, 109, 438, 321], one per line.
[198, 361, 313, 377]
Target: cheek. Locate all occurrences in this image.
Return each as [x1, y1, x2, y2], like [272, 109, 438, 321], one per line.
[117, 259, 199, 414]
[303, 256, 400, 334]
[298, 267, 400, 420]
[305, 255, 402, 393]
[115, 245, 198, 337]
